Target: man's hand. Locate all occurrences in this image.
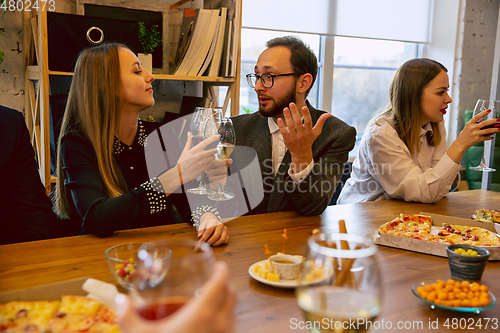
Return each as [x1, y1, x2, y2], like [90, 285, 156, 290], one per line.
[198, 213, 229, 247]
[277, 103, 331, 173]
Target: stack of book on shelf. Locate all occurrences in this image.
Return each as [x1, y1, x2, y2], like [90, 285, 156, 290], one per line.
[173, 6, 236, 77]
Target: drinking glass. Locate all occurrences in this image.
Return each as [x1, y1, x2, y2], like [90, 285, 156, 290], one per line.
[130, 239, 215, 321]
[208, 117, 236, 201]
[296, 233, 382, 333]
[187, 107, 223, 194]
[469, 99, 500, 172]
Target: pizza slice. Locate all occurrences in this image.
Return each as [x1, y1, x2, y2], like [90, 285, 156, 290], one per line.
[400, 214, 433, 239]
[48, 296, 121, 333]
[379, 214, 433, 240]
[0, 300, 60, 333]
[378, 216, 406, 236]
[473, 209, 500, 223]
[437, 223, 500, 246]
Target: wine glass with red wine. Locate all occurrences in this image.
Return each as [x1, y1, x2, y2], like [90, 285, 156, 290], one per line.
[469, 99, 500, 172]
[130, 239, 215, 320]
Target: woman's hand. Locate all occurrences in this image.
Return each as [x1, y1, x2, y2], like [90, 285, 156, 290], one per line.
[115, 262, 235, 333]
[206, 158, 233, 191]
[177, 133, 219, 184]
[448, 109, 500, 163]
[198, 213, 229, 247]
[458, 109, 500, 145]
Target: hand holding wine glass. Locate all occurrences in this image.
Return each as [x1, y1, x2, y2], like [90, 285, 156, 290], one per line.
[116, 261, 235, 333]
[467, 99, 500, 172]
[187, 107, 223, 194]
[129, 239, 216, 320]
[177, 133, 219, 185]
[448, 99, 500, 166]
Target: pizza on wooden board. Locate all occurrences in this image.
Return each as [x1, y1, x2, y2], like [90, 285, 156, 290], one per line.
[379, 214, 500, 246]
[0, 296, 121, 333]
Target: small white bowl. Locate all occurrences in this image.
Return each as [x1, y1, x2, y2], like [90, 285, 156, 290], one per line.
[270, 254, 302, 280]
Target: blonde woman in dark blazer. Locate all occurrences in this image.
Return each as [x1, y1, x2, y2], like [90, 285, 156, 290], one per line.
[54, 43, 228, 245]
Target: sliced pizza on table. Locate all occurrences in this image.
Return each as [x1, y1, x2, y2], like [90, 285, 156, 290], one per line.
[0, 300, 60, 333]
[378, 214, 434, 240]
[378, 214, 500, 246]
[0, 296, 121, 333]
[435, 223, 500, 246]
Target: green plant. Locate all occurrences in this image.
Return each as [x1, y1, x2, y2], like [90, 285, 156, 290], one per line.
[242, 107, 254, 114]
[138, 22, 162, 55]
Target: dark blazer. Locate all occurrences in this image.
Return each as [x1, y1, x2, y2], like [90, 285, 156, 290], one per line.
[0, 106, 58, 244]
[230, 102, 356, 216]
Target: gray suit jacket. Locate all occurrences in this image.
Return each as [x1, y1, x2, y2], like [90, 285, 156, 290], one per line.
[230, 102, 356, 216]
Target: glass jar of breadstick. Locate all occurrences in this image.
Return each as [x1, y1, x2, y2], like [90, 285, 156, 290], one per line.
[296, 232, 382, 332]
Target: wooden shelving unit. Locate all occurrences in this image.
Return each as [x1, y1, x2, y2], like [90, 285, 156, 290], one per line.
[22, 1, 242, 193]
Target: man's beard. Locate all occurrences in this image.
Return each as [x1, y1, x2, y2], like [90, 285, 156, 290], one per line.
[258, 86, 296, 118]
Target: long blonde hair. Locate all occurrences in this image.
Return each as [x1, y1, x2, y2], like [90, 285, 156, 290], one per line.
[54, 43, 128, 219]
[379, 58, 445, 154]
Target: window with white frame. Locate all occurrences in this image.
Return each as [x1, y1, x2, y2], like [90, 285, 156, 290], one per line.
[330, 37, 421, 156]
[239, 0, 462, 156]
[239, 30, 422, 156]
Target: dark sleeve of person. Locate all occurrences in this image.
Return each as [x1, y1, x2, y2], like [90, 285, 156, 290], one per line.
[60, 133, 160, 237]
[288, 119, 357, 216]
[0, 107, 58, 244]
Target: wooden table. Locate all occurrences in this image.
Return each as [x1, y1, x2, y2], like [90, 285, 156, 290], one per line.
[1, 190, 499, 332]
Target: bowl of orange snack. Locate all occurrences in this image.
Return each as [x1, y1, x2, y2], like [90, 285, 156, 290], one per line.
[412, 278, 496, 313]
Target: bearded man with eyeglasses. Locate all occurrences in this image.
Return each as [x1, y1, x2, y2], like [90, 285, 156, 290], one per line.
[229, 36, 356, 216]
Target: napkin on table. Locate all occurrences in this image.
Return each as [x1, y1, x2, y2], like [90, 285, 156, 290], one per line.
[82, 278, 124, 311]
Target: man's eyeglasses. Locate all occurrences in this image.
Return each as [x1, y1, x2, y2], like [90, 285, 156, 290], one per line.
[246, 73, 303, 89]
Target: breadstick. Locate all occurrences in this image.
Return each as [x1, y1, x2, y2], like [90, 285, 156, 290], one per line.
[338, 220, 358, 288]
[339, 220, 349, 250]
[334, 245, 361, 286]
[312, 229, 339, 278]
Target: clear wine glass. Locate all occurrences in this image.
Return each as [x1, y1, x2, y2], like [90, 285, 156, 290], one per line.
[208, 117, 236, 201]
[296, 233, 382, 333]
[130, 239, 215, 321]
[469, 99, 500, 172]
[187, 107, 223, 194]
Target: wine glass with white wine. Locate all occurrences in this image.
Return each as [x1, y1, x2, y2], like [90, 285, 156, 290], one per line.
[469, 99, 500, 172]
[208, 117, 235, 201]
[296, 233, 382, 333]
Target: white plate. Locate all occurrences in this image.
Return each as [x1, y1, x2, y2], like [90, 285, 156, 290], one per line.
[248, 260, 330, 289]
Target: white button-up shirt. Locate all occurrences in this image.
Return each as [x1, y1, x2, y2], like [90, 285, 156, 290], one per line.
[338, 115, 461, 204]
[267, 117, 313, 182]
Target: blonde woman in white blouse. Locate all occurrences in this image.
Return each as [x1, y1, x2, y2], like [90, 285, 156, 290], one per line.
[338, 58, 500, 204]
